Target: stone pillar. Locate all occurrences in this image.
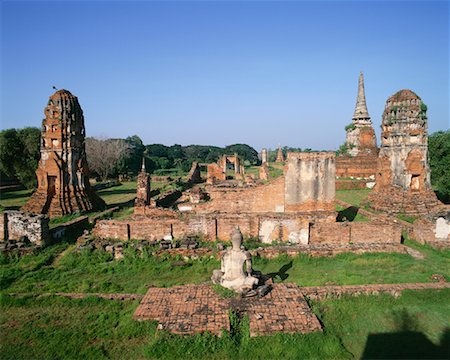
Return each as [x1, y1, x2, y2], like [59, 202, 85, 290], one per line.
[261, 148, 268, 164]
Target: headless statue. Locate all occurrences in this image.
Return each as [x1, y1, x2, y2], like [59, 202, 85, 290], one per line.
[212, 227, 259, 293]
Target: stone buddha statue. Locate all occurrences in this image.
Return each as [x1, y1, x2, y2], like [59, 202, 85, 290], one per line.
[211, 227, 259, 293]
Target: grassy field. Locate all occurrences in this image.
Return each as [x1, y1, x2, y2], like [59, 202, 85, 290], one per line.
[1, 289, 448, 359]
[335, 188, 372, 207]
[1, 183, 449, 359]
[1, 239, 449, 295]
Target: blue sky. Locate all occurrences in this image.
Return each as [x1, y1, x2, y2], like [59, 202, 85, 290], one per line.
[1, 0, 449, 150]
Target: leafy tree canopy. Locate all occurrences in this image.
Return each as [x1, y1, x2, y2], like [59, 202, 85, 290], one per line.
[0, 127, 40, 189]
[429, 130, 450, 203]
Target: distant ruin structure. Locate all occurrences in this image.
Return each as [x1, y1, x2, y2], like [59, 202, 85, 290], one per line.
[367, 89, 440, 215]
[275, 146, 284, 163]
[207, 154, 243, 184]
[336, 72, 378, 179]
[261, 148, 268, 164]
[22, 89, 105, 217]
[135, 158, 151, 207]
[187, 162, 202, 183]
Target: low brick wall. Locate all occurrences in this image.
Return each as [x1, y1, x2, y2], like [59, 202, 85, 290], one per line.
[93, 212, 332, 242]
[302, 282, 450, 301]
[51, 216, 89, 240]
[310, 222, 401, 245]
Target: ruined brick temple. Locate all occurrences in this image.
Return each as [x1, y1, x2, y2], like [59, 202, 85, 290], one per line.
[336, 72, 378, 179]
[367, 89, 441, 215]
[22, 89, 105, 216]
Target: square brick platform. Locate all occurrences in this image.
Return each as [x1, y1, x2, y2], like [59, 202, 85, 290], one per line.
[133, 284, 230, 335]
[241, 283, 322, 337]
[133, 283, 322, 337]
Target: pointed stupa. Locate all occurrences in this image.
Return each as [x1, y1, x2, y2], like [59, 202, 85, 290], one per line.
[352, 72, 371, 123]
[275, 145, 284, 163]
[141, 157, 146, 172]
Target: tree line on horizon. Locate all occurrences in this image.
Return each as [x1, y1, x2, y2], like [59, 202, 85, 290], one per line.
[1, 127, 449, 203]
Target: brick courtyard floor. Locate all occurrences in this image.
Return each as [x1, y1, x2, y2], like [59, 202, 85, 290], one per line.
[133, 283, 322, 336]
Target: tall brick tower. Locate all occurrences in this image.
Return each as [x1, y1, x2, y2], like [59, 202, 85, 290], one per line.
[22, 89, 105, 216]
[345, 72, 377, 156]
[367, 89, 440, 215]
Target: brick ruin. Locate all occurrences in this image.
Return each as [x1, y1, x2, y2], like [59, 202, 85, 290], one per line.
[0, 211, 50, 246]
[261, 148, 268, 164]
[336, 72, 378, 179]
[22, 89, 105, 217]
[94, 152, 339, 244]
[135, 158, 152, 208]
[367, 89, 441, 215]
[275, 146, 284, 163]
[206, 154, 244, 184]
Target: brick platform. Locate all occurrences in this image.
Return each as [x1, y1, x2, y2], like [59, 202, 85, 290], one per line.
[133, 284, 230, 335]
[239, 283, 322, 337]
[133, 283, 322, 336]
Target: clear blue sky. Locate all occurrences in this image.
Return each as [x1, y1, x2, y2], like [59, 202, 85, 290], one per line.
[1, 0, 449, 151]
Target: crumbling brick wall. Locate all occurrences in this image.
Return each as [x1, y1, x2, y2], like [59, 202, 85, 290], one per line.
[367, 89, 440, 215]
[309, 222, 401, 245]
[284, 152, 335, 212]
[2, 211, 50, 245]
[336, 154, 378, 179]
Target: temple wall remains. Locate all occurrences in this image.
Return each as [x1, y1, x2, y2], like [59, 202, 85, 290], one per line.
[93, 215, 401, 246]
[1, 211, 50, 245]
[284, 152, 335, 212]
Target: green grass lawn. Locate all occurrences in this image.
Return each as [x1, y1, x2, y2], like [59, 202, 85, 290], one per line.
[0, 188, 33, 211]
[335, 188, 372, 207]
[1, 239, 449, 295]
[1, 289, 448, 359]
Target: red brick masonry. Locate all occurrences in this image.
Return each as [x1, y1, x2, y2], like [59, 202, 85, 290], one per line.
[133, 284, 230, 336]
[133, 283, 322, 336]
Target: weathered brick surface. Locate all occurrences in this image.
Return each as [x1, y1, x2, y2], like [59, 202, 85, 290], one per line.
[93, 211, 334, 242]
[242, 283, 322, 336]
[309, 222, 401, 245]
[2, 211, 50, 245]
[133, 284, 230, 335]
[336, 154, 378, 179]
[133, 284, 322, 337]
[367, 89, 441, 215]
[194, 176, 286, 214]
[22, 89, 105, 216]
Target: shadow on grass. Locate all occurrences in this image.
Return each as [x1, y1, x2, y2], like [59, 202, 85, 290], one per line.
[0, 190, 32, 201]
[97, 188, 136, 196]
[336, 206, 359, 222]
[362, 309, 450, 359]
[266, 261, 293, 282]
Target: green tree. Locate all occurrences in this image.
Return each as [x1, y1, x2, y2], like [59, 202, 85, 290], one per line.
[0, 127, 40, 189]
[223, 144, 259, 165]
[429, 130, 450, 203]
